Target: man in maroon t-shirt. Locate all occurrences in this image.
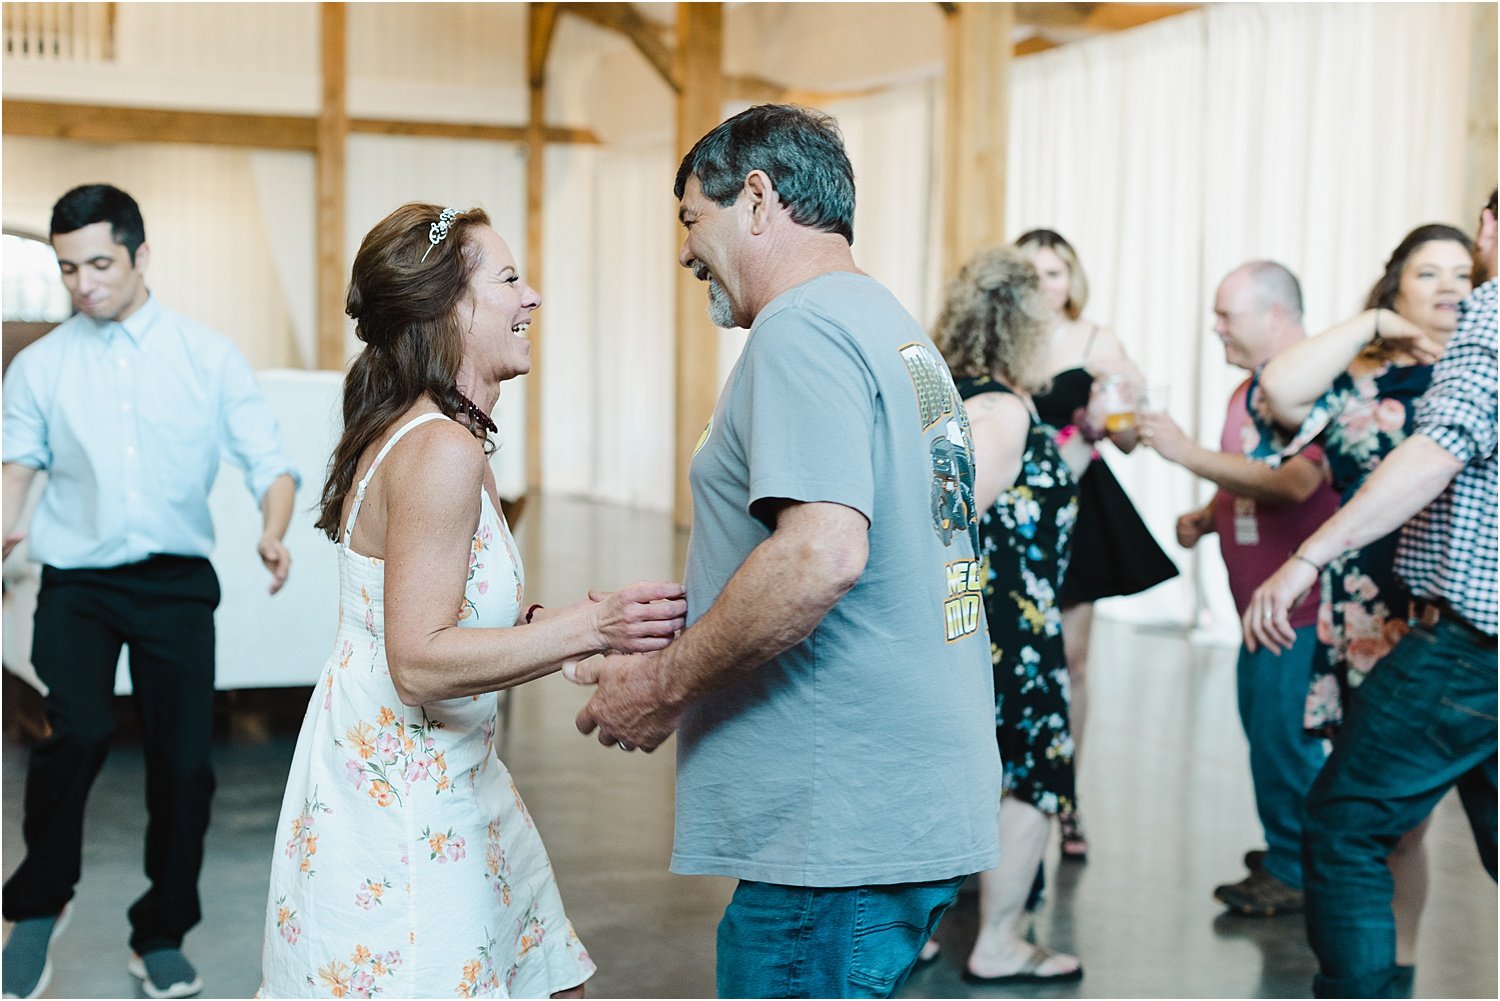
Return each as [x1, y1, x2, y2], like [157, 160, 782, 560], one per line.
[1139, 261, 1341, 917]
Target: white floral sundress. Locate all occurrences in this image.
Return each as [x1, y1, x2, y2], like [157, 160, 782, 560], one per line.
[259, 413, 595, 999]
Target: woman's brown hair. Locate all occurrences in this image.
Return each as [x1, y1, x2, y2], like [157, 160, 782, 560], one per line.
[315, 203, 493, 541]
[1363, 222, 1473, 312]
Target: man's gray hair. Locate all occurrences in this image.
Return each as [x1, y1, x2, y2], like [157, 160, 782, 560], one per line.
[1239, 260, 1303, 319]
[674, 104, 856, 245]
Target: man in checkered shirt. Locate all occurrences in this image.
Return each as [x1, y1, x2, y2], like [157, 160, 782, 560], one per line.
[1245, 188, 1498, 999]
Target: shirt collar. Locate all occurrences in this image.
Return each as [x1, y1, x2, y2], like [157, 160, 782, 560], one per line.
[115, 292, 162, 346]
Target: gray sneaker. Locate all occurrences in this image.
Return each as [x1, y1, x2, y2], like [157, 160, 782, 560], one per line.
[2, 908, 68, 999]
[1214, 868, 1304, 916]
[127, 949, 202, 999]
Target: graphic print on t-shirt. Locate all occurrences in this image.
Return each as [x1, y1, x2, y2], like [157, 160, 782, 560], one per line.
[897, 342, 984, 642]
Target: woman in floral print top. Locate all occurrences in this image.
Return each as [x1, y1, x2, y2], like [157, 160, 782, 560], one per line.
[1249, 223, 1472, 973]
[929, 248, 1082, 983]
[1251, 224, 1473, 731]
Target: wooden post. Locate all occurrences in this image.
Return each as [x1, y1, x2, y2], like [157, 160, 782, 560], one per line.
[942, 2, 1013, 279]
[1466, 2, 1498, 215]
[525, 3, 559, 495]
[672, 2, 723, 529]
[315, 3, 347, 370]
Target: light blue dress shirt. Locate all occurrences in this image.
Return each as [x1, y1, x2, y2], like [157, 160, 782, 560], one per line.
[2, 294, 300, 570]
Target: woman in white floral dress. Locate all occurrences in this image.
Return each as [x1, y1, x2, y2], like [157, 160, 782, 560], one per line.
[259, 204, 686, 999]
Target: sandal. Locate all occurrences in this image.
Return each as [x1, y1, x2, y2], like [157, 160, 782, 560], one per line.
[962, 944, 1084, 984]
[1059, 810, 1088, 862]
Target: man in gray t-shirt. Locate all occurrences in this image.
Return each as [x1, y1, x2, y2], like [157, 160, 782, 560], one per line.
[576, 105, 1000, 999]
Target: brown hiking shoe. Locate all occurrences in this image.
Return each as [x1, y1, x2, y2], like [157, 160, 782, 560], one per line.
[1213, 868, 1304, 916]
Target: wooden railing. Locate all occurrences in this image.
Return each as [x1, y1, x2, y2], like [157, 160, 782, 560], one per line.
[3, 2, 113, 62]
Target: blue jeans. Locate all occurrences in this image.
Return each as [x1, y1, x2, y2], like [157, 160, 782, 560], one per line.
[1237, 627, 1328, 889]
[1303, 620, 1497, 998]
[716, 876, 965, 998]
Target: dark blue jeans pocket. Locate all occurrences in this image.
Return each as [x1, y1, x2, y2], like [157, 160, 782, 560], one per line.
[848, 879, 961, 993]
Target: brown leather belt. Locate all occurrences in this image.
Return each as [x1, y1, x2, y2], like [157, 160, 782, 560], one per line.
[1408, 598, 1494, 646]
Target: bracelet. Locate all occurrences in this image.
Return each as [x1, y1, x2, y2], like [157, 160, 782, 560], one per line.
[524, 603, 544, 624]
[1291, 551, 1323, 573]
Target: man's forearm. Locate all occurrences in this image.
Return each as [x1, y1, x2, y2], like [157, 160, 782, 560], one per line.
[657, 514, 866, 706]
[2, 463, 39, 542]
[260, 473, 296, 539]
[1177, 445, 1321, 505]
[1298, 435, 1461, 566]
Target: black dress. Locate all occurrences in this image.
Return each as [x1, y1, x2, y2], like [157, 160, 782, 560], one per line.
[1033, 367, 1178, 605]
[957, 375, 1079, 814]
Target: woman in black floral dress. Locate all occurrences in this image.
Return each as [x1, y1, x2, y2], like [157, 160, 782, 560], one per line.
[927, 247, 1081, 984]
[1251, 223, 1473, 974]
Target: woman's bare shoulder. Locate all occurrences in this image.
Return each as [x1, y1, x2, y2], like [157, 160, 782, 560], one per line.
[378, 417, 487, 500]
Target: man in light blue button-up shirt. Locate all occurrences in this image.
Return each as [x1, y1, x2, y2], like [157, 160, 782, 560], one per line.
[0, 184, 298, 1000]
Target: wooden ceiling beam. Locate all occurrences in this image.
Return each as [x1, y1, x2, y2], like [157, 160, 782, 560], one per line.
[560, 2, 679, 93]
[1015, 35, 1060, 56]
[1012, 2, 1197, 32]
[1014, 3, 1096, 30]
[1082, 4, 1198, 32]
[349, 118, 598, 145]
[528, 2, 561, 87]
[2, 100, 599, 149]
[2, 99, 317, 149]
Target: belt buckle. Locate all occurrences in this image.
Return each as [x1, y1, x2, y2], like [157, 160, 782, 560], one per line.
[1408, 600, 1442, 629]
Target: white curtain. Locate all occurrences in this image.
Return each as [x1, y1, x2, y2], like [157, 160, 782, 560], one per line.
[1006, 2, 1473, 637]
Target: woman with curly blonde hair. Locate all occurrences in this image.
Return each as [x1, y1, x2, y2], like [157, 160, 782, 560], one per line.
[923, 248, 1083, 984]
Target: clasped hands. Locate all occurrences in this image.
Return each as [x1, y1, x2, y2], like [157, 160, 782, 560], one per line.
[562, 581, 689, 754]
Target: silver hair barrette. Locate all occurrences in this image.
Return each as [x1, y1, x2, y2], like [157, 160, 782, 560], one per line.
[421, 207, 461, 262]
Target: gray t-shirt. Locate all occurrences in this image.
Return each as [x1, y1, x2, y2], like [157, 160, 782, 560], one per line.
[671, 271, 1002, 887]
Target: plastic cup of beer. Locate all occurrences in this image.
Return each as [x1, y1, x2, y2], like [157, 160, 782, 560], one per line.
[1140, 383, 1171, 415]
[1098, 376, 1137, 432]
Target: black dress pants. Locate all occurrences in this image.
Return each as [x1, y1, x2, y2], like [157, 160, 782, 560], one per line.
[1, 555, 220, 954]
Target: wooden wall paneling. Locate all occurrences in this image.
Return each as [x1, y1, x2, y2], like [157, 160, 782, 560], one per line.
[316, 2, 347, 371]
[672, 2, 723, 528]
[942, 2, 1013, 278]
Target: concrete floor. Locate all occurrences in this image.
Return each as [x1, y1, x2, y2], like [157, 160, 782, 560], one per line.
[2, 494, 1496, 999]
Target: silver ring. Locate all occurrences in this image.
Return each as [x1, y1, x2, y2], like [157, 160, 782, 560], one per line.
[1262, 610, 1273, 621]
[618, 741, 629, 750]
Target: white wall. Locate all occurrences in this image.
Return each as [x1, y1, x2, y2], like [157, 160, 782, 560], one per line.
[1, 136, 305, 370]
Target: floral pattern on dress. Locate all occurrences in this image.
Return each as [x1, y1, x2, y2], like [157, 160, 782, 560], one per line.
[306, 945, 402, 999]
[260, 416, 594, 999]
[458, 524, 494, 622]
[1248, 361, 1430, 733]
[336, 708, 453, 807]
[285, 790, 332, 878]
[484, 820, 514, 906]
[274, 897, 302, 946]
[456, 929, 502, 998]
[958, 376, 1079, 816]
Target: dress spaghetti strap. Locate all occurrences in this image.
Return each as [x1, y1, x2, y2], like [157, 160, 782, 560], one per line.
[1081, 324, 1100, 364]
[341, 412, 450, 546]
